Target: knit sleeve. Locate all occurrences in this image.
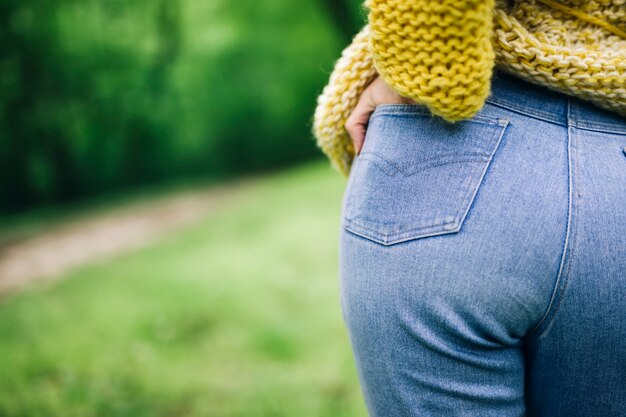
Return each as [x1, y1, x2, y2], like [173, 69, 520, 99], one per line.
[366, 0, 496, 121]
[312, 1, 497, 177]
[312, 26, 378, 177]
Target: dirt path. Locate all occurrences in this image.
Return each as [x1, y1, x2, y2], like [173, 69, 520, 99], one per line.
[0, 179, 253, 296]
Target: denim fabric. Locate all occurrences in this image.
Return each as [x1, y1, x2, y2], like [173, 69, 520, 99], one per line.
[338, 69, 626, 417]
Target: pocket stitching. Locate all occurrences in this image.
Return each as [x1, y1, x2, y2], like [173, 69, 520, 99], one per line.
[344, 218, 461, 245]
[359, 152, 493, 177]
[344, 161, 482, 243]
[343, 118, 510, 246]
[356, 153, 401, 176]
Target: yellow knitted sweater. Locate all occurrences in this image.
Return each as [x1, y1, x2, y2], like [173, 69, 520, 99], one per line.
[313, 0, 626, 177]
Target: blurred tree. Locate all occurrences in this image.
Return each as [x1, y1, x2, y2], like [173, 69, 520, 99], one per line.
[124, 0, 182, 185]
[318, 0, 364, 42]
[0, 1, 78, 209]
[0, 0, 351, 214]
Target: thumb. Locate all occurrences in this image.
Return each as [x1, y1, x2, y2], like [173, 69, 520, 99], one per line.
[345, 92, 376, 155]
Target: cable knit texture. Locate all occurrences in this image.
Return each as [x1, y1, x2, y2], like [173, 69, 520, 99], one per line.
[313, 0, 626, 177]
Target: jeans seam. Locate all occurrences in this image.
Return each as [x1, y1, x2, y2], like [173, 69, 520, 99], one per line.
[524, 99, 577, 344]
[572, 121, 626, 135]
[485, 98, 565, 126]
[371, 104, 509, 126]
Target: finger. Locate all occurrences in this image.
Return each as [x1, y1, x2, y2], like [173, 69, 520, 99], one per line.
[345, 96, 375, 155]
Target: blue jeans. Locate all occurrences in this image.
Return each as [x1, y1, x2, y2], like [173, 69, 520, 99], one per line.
[339, 69, 626, 416]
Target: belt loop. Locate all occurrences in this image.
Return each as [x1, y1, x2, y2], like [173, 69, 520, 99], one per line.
[566, 97, 572, 127]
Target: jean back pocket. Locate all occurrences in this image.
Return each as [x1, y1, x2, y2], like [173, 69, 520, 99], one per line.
[343, 104, 509, 246]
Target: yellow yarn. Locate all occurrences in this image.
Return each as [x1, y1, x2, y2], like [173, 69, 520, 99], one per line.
[367, 0, 496, 122]
[312, 27, 378, 176]
[534, 0, 626, 39]
[313, 0, 626, 178]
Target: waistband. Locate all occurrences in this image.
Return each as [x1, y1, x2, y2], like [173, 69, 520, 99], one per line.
[485, 69, 626, 134]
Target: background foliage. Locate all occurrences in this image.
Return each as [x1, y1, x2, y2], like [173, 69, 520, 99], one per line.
[0, 0, 365, 213]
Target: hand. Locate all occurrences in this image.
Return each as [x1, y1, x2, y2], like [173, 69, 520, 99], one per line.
[345, 75, 415, 155]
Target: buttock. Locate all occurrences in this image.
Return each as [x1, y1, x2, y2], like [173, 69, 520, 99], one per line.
[340, 101, 569, 342]
[338, 101, 571, 416]
[338, 96, 626, 416]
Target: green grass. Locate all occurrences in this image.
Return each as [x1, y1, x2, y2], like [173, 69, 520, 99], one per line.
[0, 160, 367, 417]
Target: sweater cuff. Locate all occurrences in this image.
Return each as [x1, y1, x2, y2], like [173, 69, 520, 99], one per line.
[313, 26, 379, 177]
[366, 0, 496, 122]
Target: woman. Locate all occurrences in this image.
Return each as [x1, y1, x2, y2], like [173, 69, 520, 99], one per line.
[313, 0, 626, 416]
